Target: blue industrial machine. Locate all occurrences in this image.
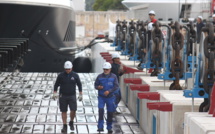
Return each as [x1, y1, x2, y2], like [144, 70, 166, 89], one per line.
[115, 20, 123, 51]
[111, 20, 121, 47]
[136, 21, 147, 69]
[157, 24, 172, 77]
[121, 20, 130, 55]
[127, 19, 136, 57]
[183, 23, 215, 110]
[120, 19, 143, 59]
[157, 21, 194, 90]
[141, 21, 164, 76]
[129, 20, 141, 61]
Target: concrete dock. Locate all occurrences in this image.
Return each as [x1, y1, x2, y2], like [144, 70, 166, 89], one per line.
[0, 72, 144, 134]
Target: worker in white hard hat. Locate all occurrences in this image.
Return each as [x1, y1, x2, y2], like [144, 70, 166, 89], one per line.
[147, 10, 157, 31]
[147, 10, 157, 32]
[212, 14, 215, 25]
[53, 61, 83, 133]
[111, 53, 125, 81]
[147, 10, 156, 42]
[111, 53, 125, 114]
[149, 10, 157, 23]
[196, 16, 205, 43]
[94, 62, 119, 133]
[148, 10, 158, 74]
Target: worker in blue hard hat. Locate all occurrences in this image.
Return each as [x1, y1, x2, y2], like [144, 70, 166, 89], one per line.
[53, 61, 83, 133]
[94, 62, 119, 133]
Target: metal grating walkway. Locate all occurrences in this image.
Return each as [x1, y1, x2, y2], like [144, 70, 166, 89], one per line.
[0, 73, 144, 134]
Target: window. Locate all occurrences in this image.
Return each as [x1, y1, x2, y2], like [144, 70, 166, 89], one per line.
[85, 15, 89, 23]
[180, 4, 191, 18]
[105, 14, 109, 22]
[95, 14, 100, 23]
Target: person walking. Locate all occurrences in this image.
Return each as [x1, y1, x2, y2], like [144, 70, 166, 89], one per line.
[196, 16, 205, 43]
[53, 61, 83, 133]
[111, 53, 125, 114]
[94, 62, 119, 133]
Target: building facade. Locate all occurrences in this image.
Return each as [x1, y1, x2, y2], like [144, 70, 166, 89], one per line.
[76, 11, 127, 37]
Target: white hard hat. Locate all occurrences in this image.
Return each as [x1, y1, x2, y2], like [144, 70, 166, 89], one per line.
[197, 16, 203, 20]
[213, 14, 215, 18]
[103, 62, 112, 69]
[148, 22, 153, 30]
[112, 53, 120, 59]
[64, 61, 73, 69]
[149, 10, 156, 15]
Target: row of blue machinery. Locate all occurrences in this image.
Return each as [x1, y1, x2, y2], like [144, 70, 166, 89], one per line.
[110, 19, 215, 112]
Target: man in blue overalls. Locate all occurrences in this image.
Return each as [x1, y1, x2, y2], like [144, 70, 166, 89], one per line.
[94, 62, 119, 133]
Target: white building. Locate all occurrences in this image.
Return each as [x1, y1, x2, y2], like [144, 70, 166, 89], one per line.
[122, 0, 212, 21]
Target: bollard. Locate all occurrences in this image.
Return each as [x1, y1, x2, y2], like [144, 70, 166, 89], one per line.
[138, 92, 160, 100]
[128, 84, 150, 120]
[147, 102, 172, 134]
[130, 84, 150, 91]
[124, 78, 142, 84]
[137, 92, 160, 134]
[124, 78, 142, 105]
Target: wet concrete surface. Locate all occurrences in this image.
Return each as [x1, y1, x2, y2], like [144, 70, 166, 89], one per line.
[0, 72, 144, 134]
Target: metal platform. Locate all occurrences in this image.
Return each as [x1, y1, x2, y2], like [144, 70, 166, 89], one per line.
[0, 72, 144, 134]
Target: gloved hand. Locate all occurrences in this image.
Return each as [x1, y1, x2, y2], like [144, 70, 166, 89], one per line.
[78, 93, 83, 101]
[52, 92, 58, 100]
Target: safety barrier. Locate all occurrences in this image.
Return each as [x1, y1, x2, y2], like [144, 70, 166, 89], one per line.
[137, 92, 160, 134]
[128, 84, 150, 119]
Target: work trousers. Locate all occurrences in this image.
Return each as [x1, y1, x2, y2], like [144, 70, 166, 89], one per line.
[97, 96, 115, 130]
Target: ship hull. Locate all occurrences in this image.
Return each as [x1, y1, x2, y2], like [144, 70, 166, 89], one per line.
[0, 3, 76, 72]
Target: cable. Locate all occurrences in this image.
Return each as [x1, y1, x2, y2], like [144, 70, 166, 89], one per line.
[67, 38, 112, 56]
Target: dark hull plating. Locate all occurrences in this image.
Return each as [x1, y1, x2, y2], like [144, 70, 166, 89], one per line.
[0, 3, 75, 72]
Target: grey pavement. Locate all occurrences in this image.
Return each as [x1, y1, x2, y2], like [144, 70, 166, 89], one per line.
[0, 72, 143, 134]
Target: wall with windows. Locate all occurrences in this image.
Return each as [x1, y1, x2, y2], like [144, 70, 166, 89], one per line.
[76, 11, 127, 38]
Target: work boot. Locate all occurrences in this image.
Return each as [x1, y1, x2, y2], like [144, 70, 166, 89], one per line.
[97, 128, 104, 132]
[114, 110, 121, 115]
[61, 124, 67, 133]
[108, 129, 113, 133]
[69, 121, 74, 130]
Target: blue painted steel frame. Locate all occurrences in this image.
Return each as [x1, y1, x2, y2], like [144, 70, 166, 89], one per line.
[153, 115, 156, 134]
[183, 54, 208, 98]
[136, 98, 140, 121]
